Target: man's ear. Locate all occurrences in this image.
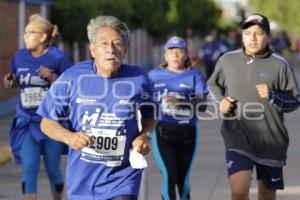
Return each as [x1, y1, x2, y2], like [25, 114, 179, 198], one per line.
[268, 33, 272, 43]
[89, 44, 95, 58]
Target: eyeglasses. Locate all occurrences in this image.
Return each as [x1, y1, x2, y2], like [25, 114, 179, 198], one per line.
[24, 31, 44, 36]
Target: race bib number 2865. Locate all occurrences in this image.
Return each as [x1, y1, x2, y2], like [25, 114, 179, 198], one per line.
[20, 87, 47, 108]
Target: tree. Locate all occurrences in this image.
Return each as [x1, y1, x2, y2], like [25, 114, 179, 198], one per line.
[129, 0, 170, 37]
[176, 0, 221, 37]
[52, 0, 132, 43]
[252, 0, 300, 36]
[51, 0, 222, 42]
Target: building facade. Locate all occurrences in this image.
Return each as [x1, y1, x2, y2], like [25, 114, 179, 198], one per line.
[0, 0, 52, 101]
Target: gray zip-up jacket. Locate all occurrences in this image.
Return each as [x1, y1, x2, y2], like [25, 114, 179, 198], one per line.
[208, 48, 300, 167]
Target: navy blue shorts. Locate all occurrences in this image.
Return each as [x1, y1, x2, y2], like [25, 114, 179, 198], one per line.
[226, 151, 284, 190]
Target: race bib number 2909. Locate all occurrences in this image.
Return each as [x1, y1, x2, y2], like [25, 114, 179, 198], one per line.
[81, 128, 126, 166]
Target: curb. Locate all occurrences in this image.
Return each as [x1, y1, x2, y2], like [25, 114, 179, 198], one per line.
[0, 145, 12, 165]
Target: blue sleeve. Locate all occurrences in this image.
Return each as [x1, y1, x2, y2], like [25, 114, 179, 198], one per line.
[195, 70, 208, 97]
[148, 68, 156, 83]
[37, 73, 72, 121]
[139, 73, 157, 119]
[58, 53, 73, 75]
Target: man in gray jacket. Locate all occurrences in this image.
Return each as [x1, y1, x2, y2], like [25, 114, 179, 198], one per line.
[208, 13, 300, 200]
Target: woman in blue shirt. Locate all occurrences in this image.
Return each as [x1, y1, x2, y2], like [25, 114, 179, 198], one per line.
[3, 14, 72, 200]
[149, 36, 208, 200]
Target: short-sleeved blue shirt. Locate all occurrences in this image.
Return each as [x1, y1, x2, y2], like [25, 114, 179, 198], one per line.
[9, 46, 72, 143]
[11, 46, 73, 117]
[149, 67, 208, 124]
[37, 60, 155, 199]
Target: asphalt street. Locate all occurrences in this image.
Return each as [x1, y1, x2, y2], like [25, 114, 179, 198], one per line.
[0, 67, 299, 200]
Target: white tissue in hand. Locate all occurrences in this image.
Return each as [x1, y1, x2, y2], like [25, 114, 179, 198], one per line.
[129, 147, 148, 169]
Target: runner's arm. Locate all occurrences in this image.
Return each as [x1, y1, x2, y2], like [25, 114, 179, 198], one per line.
[40, 117, 93, 150]
[132, 117, 157, 156]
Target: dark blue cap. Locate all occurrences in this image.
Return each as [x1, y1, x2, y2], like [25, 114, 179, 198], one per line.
[242, 14, 270, 34]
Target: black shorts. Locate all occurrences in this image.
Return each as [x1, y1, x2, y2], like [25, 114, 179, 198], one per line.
[226, 151, 284, 190]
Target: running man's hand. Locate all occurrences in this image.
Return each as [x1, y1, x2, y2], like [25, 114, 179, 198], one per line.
[64, 131, 94, 150]
[3, 73, 16, 88]
[220, 96, 236, 114]
[132, 133, 151, 156]
[256, 84, 269, 99]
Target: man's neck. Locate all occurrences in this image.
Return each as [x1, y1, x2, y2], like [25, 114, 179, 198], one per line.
[96, 66, 120, 78]
[244, 46, 271, 58]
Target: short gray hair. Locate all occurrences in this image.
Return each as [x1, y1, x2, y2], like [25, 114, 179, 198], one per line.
[87, 16, 130, 49]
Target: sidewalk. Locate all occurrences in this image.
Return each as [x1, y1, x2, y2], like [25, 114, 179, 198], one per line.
[0, 69, 299, 200]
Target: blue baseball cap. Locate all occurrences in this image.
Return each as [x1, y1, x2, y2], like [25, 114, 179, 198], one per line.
[164, 36, 187, 49]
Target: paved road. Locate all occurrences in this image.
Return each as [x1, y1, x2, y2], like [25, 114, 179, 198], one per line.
[1, 69, 299, 200]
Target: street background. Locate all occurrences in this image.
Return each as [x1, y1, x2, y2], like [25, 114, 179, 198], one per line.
[0, 67, 299, 200]
[1, 0, 300, 199]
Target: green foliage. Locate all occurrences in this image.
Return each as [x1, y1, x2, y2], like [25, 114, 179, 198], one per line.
[52, 0, 89, 42]
[252, 0, 300, 36]
[166, 0, 178, 25]
[177, 0, 221, 36]
[52, 0, 132, 43]
[52, 0, 222, 42]
[128, 0, 170, 37]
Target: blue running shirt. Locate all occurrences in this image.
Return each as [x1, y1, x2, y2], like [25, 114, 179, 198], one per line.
[11, 46, 72, 117]
[9, 46, 72, 143]
[37, 61, 155, 200]
[149, 67, 208, 124]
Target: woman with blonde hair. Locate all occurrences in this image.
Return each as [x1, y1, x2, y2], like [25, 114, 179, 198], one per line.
[3, 14, 72, 200]
[149, 36, 208, 199]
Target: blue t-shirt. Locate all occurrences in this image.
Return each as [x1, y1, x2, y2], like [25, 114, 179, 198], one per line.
[37, 60, 155, 200]
[10, 46, 73, 117]
[9, 46, 72, 144]
[149, 67, 208, 124]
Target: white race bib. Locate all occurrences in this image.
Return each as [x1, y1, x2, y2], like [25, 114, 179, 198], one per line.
[81, 128, 126, 166]
[161, 98, 192, 117]
[20, 87, 47, 108]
